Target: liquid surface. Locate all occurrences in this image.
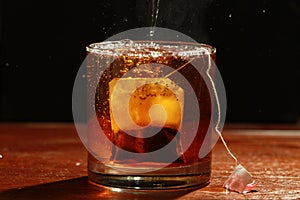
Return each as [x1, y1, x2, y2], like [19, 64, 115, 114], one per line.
[87, 41, 214, 58]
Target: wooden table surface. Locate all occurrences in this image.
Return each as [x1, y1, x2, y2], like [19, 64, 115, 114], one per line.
[0, 123, 300, 199]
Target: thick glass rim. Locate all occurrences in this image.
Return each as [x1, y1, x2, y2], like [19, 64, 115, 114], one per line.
[86, 40, 216, 56]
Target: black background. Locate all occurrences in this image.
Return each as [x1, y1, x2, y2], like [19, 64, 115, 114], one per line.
[0, 0, 299, 123]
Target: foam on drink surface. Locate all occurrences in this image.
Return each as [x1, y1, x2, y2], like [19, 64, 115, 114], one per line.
[87, 40, 212, 58]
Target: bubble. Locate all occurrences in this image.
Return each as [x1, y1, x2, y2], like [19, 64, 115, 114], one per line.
[120, 39, 134, 47]
[229, 14, 232, 18]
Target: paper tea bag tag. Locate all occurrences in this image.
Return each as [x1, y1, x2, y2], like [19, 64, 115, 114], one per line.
[223, 164, 256, 194]
[109, 78, 184, 134]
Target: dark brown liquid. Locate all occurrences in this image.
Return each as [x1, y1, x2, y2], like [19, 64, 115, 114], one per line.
[110, 126, 185, 163]
[87, 43, 215, 166]
[87, 42, 215, 190]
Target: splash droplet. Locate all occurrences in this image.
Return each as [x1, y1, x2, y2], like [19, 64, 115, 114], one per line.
[149, 29, 155, 37]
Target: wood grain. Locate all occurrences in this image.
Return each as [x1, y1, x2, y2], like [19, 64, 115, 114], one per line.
[0, 123, 299, 199]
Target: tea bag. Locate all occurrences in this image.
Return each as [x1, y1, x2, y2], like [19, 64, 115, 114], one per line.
[109, 78, 184, 133]
[108, 78, 185, 160]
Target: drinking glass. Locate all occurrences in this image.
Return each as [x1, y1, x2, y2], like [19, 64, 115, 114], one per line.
[86, 40, 216, 190]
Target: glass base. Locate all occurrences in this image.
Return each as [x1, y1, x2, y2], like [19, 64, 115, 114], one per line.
[88, 171, 210, 190]
[88, 153, 211, 190]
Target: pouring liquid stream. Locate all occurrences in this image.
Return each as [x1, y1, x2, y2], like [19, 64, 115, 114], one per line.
[150, 0, 161, 38]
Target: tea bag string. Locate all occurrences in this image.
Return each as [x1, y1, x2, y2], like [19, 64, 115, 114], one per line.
[165, 59, 195, 78]
[165, 54, 239, 166]
[206, 53, 239, 166]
